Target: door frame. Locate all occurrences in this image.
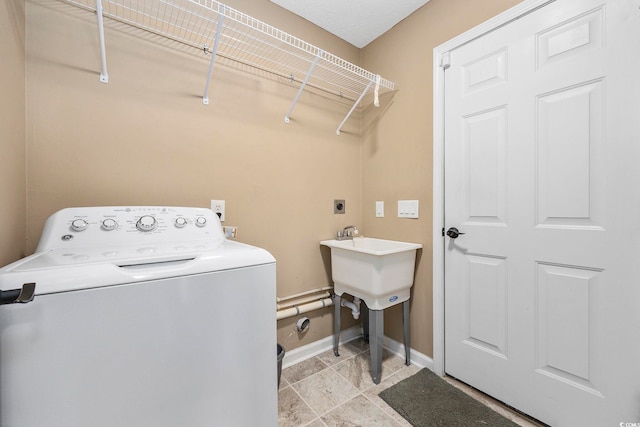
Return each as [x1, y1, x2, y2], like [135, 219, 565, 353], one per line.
[431, 0, 554, 376]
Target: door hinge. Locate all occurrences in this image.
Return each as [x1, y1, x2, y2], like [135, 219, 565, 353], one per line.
[442, 227, 445, 237]
[441, 52, 451, 70]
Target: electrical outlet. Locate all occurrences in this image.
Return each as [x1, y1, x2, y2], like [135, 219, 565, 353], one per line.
[211, 200, 225, 222]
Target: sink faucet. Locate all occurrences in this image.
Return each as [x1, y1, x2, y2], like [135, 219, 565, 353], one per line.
[337, 225, 359, 240]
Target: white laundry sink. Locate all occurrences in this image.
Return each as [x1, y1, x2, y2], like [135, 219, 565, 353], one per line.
[320, 237, 421, 310]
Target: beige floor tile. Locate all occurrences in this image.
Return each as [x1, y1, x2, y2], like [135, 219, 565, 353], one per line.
[345, 337, 369, 352]
[391, 363, 421, 381]
[293, 368, 360, 415]
[332, 352, 373, 390]
[282, 356, 328, 384]
[278, 385, 318, 427]
[279, 375, 290, 389]
[333, 350, 408, 391]
[281, 348, 541, 427]
[316, 344, 360, 367]
[321, 395, 402, 427]
[303, 419, 327, 427]
[380, 350, 409, 377]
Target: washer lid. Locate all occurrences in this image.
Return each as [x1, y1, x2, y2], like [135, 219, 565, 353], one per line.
[0, 240, 275, 296]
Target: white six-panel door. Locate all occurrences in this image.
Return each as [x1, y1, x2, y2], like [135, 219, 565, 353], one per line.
[443, 1, 640, 425]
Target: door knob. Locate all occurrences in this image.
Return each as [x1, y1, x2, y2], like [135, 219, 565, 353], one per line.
[446, 227, 465, 239]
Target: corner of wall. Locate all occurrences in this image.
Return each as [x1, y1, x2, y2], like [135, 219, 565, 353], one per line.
[0, 0, 27, 265]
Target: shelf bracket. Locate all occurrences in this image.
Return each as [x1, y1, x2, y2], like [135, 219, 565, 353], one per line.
[96, 0, 108, 83]
[335, 79, 374, 136]
[202, 6, 225, 105]
[284, 51, 322, 123]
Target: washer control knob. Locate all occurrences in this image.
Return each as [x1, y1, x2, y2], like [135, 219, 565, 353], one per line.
[174, 217, 188, 228]
[195, 216, 207, 227]
[136, 215, 157, 232]
[101, 218, 118, 231]
[70, 219, 88, 232]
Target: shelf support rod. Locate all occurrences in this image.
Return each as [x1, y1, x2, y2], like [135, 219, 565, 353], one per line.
[285, 51, 322, 123]
[96, 0, 108, 83]
[202, 6, 225, 105]
[336, 79, 374, 136]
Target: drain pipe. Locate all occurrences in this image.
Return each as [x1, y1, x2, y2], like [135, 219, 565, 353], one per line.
[275, 292, 362, 321]
[276, 297, 334, 321]
[276, 291, 331, 310]
[341, 296, 361, 320]
[276, 286, 333, 305]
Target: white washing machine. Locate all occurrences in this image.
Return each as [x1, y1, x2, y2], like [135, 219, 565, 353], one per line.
[0, 206, 277, 427]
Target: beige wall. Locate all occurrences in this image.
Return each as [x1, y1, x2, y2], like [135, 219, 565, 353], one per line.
[360, 0, 521, 356]
[0, 0, 26, 266]
[24, 0, 362, 349]
[6, 0, 521, 356]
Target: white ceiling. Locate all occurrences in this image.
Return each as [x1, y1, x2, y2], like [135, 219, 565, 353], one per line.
[269, 0, 430, 48]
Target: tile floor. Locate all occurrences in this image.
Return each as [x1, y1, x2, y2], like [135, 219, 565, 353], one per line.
[278, 338, 543, 427]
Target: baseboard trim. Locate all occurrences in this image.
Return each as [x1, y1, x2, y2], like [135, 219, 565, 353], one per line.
[383, 335, 434, 370]
[281, 327, 434, 371]
[281, 326, 363, 369]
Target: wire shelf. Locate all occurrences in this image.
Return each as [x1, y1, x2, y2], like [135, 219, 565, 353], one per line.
[62, 0, 396, 133]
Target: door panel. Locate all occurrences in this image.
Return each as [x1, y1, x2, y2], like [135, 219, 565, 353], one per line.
[444, 1, 640, 425]
[535, 262, 604, 395]
[466, 254, 507, 356]
[536, 79, 604, 228]
[465, 107, 507, 223]
[536, 6, 603, 68]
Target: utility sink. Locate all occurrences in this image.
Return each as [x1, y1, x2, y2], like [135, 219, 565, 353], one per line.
[321, 237, 422, 310]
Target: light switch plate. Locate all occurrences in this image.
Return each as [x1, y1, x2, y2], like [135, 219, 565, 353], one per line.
[398, 200, 419, 219]
[375, 201, 384, 218]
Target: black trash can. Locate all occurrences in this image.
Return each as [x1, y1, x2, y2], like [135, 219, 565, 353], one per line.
[277, 344, 285, 389]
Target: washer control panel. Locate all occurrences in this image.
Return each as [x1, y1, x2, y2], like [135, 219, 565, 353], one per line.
[36, 206, 224, 252]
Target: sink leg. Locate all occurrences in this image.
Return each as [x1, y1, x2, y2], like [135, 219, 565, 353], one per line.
[362, 301, 369, 343]
[333, 294, 341, 357]
[402, 299, 411, 366]
[369, 309, 384, 384]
